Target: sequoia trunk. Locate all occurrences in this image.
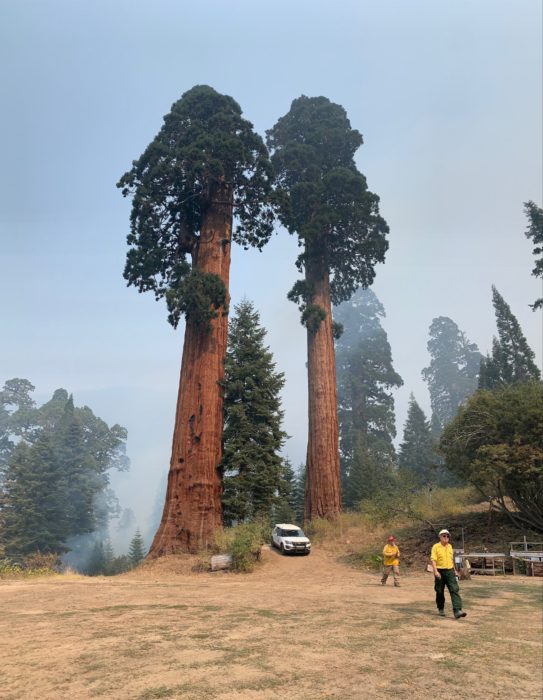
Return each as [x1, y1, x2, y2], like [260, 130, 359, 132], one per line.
[148, 183, 232, 556]
[304, 256, 342, 521]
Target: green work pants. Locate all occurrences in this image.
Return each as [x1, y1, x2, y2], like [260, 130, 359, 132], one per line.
[435, 568, 463, 611]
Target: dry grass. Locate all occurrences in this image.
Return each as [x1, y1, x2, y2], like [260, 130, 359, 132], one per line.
[1, 543, 542, 700]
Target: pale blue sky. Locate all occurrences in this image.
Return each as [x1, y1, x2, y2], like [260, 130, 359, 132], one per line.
[1, 0, 541, 528]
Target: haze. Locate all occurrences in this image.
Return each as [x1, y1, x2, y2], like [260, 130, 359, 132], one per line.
[1, 0, 541, 529]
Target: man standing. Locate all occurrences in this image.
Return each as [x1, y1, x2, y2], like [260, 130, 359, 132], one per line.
[381, 535, 400, 587]
[431, 529, 467, 619]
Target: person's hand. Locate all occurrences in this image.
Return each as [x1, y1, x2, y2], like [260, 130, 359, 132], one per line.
[434, 572, 441, 579]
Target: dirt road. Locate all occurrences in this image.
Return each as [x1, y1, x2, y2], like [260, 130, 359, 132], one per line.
[1, 546, 542, 699]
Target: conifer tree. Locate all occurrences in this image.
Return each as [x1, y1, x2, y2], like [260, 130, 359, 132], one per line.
[398, 394, 436, 487]
[0, 381, 128, 558]
[422, 317, 481, 434]
[334, 288, 402, 503]
[128, 529, 146, 566]
[267, 96, 389, 521]
[523, 200, 543, 311]
[479, 286, 541, 388]
[119, 86, 275, 555]
[221, 300, 287, 524]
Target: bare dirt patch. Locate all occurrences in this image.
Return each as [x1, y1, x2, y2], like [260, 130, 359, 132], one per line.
[1, 547, 542, 699]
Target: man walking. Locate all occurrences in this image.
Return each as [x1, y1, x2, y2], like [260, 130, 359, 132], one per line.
[431, 529, 467, 619]
[381, 535, 400, 587]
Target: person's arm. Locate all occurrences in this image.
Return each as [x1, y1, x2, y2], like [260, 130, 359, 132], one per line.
[431, 546, 441, 578]
[396, 546, 400, 559]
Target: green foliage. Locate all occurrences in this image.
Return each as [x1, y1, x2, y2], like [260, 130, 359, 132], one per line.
[422, 317, 481, 435]
[215, 519, 268, 572]
[267, 95, 389, 320]
[128, 529, 146, 566]
[398, 394, 439, 487]
[334, 289, 403, 503]
[0, 549, 60, 579]
[0, 380, 129, 558]
[165, 269, 227, 331]
[301, 304, 326, 333]
[440, 382, 543, 531]
[221, 300, 287, 524]
[479, 287, 541, 388]
[523, 200, 543, 310]
[118, 85, 275, 326]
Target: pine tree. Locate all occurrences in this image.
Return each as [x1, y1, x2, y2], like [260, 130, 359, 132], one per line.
[398, 395, 436, 487]
[221, 300, 287, 524]
[119, 86, 276, 555]
[422, 317, 481, 434]
[292, 465, 306, 525]
[523, 200, 543, 311]
[128, 529, 146, 566]
[267, 96, 389, 521]
[334, 288, 403, 503]
[480, 286, 541, 388]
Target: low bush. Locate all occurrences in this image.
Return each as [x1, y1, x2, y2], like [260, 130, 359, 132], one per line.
[0, 551, 59, 579]
[214, 519, 269, 572]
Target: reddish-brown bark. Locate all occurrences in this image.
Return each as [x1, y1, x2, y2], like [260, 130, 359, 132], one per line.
[148, 184, 232, 556]
[304, 257, 342, 522]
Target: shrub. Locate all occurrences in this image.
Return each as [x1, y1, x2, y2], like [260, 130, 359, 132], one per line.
[214, 519, 268, 572]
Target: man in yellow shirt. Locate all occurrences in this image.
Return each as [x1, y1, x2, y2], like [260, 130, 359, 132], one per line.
[431, 529, 467, 619]
[381, 535, 400, 586]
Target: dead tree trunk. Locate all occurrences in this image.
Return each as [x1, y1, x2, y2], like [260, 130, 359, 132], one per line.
[148, 183, 232, 556]
[304, 256, 342, 521]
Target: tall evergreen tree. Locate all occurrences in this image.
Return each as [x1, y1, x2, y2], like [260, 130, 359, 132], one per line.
[479, 286, 541, 389]
[267, 96, 389, 521]
[119, 85, 275, 555]
[421, 317, 481, 435]
[398, 394, 436, 487]
[344, 435, 392, 508]
[523, 200, 543, 311]
[0, 382, 128, 557]
[221, 300, 287, 524]
[0, 435, 68, 555]
[334, 288, 402, 503]
[128, 529, 146, 566]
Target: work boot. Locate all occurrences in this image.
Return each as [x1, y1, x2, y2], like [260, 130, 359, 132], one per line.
[454, 609, 467, 619]
[438, 609, 445, 617]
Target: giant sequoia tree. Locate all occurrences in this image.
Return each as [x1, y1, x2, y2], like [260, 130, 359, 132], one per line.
[334, 288, 402, 505]
[267, 96, 389, 520]
[118, 86, 275, 554]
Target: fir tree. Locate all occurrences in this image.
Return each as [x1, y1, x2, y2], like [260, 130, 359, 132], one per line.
[334, 288, 403, 503]
[398, 395, 436, 487]
[267, 96, 389, 521]
[128, 529, 146, 566]
[221, 300, 287, 524]
[479, 286, 541, 388]
[422, 317, 481, 434]
[523, 200, 543, 311]
[272, 457, 297, 524]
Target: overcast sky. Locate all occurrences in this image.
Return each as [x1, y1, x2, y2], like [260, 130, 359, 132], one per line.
[1, 0, 541, 529]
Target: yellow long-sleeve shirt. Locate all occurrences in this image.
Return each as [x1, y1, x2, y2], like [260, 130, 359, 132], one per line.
[431, 542, 454, 569]
[383, 543, 400, 566]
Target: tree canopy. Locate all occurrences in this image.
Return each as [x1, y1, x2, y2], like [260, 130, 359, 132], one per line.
[266, 95, 389, 323]
[118, 84, 275, 329]
[440, 381, 543, 532]
[398, 394, 436, 487]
